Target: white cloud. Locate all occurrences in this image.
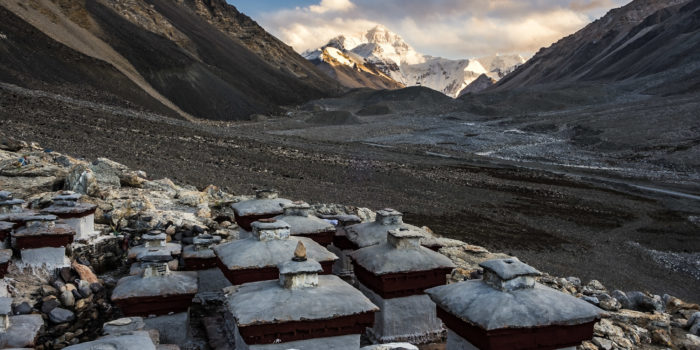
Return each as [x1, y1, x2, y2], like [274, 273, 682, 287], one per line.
[309, 0, 355, 14]
[254, 0, 628, 58]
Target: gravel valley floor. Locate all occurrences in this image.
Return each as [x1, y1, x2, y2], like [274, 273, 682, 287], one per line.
[1, 83, 699, 301]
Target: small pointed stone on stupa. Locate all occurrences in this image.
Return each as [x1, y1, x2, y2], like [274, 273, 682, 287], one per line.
[293, 241, 307, 262]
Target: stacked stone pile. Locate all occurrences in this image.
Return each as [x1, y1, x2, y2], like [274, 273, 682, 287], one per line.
[536, 276, 700, 349]
[5, 262, 113, 349]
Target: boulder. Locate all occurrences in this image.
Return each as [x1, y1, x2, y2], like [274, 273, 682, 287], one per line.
[65, 164, 98, 196]
[651, 329, 673, 347]
[41, 297, 60, 314]
[0, 133, 24, 151]
[49, 307, 75, 324]
[0, 175, 63, 198]
[592, 336, 613, 350]
[41, 284, 58, 296]
[103, 317, 146, 335]
[176, 190, 206, 207]
[583, 279, 607, 295]
[688, 312, 700, 336]
[684, 334, 700, 348]
[612, 290, 632, 309]
[12, 301, 32, 315]
[121, 172, 146, 188]
[91, 158, 147, 188]
[593, 318, 624, 339]
[60, 267, 78, 283]
[610, 309, 670, 328]
[582, 295, 600, 306]
[77, 280, 92, 298]
[599, 296, 622, 311]
[566, 276, 582, 287]
[0, 154, 66, 178]
[628, 291, 664, 312]
[72, 262, 98, 284]
[143, 178, 180, 196]
[59, 290, 75, 307]
[89, 158, 122, 189]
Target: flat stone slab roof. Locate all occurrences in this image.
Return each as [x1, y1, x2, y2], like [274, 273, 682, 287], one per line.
[318, 214, 362, 225]
[214, 236, 337, 270]
[480, 258, 541, 280]
[54, 193, 82, 201]
[0, 314, 44, 348]
[351, 243, 455, 275]
[137, 248, 174, 262]
[273, 214, 334, 235]
[426, 280, 603, 330]
[0, 221, 14, 232]
[182, 245, 216, 259]
[0, 199, 24, 206]
[41, 203, 96, 216]
[111, 271, 198, 300]
[232, 198, 293, 216]
[103, 317, 146, 335]
[128, 243, 182, 260]
[346, 222, 427, 248]
[278, 259, 323, 275]
[227, 275, 378, 326]
[63, 331, 156, 350]
[13, 223, 74, 237]
[0, 213, 56, 224]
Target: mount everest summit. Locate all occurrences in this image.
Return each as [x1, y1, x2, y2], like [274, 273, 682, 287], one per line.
[303, 25, 525, 97]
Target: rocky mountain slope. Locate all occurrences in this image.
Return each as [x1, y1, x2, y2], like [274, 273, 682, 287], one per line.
[0, 0, 342, 121]
[304, 25, 524, 97]
[305, 46, 404, 90]
[457, 74, 497, 97]
[494, 0, 699, 94]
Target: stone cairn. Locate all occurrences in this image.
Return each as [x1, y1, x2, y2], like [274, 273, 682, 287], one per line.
[350, 228, 456, 344]
[223, 241, 379, 349]
[427, 258, 603, 349]
[274, 201, 336, 246]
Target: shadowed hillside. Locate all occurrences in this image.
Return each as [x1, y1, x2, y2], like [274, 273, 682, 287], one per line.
[494, 0, 700, 94]
[0, 0, 343, 121]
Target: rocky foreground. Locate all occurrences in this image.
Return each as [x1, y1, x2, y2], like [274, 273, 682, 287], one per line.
[0, 138, 699, 350]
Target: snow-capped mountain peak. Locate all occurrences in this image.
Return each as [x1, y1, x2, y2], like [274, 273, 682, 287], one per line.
[304, 25, 525, 97]
[320, 25, 427, 67]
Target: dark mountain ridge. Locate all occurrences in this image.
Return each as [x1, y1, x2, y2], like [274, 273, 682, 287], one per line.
[0, 0, 342, 121]
[493, 0, 700, 94]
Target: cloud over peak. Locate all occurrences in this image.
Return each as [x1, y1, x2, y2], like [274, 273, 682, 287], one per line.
[309, 0, 355, 13]
[254, 0, 628, 59]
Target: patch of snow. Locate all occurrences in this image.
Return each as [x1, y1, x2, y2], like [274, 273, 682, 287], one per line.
[302, 48, 322, 60]
[324, 47, 353, 66]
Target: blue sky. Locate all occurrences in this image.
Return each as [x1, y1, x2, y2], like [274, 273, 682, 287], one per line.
[227, 0, 629, 59]
[228, 1, 316, 18]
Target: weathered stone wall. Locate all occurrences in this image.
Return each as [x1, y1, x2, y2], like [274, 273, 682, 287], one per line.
[71, 236, 126, 274]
